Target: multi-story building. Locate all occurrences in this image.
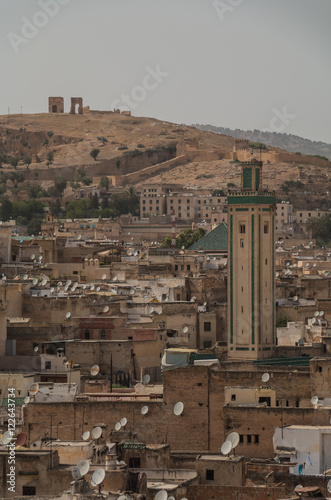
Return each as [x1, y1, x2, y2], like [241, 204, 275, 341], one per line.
[293, 209, 331, 223]
[275, 202, 293, 232]
[227, 159, 276, 360]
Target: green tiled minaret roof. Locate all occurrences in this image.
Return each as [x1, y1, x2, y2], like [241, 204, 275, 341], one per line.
[188, 222, 227, 251]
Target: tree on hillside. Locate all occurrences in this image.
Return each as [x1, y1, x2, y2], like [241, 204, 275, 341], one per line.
[0, 197, 13, 221]
[307, 215, 331, 243]
[53, 176, 67, 198]
[126, 187, 139, 214]
[90, 148, 100, 161]
[100, 177, 109, 189]
[46, 151, 54, 164]
[161, 228, 206, 249]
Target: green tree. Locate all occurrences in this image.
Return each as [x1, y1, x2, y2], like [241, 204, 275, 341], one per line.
[90, 193, 99, 210]
[307, 216, 331, 243]
[25, 157, 32, 169]
[50, 198, 62, 216]
[161, 228, 206, 249]
[46, 151, 54, 164]
[9, 156, 19, 169]
[53, 176, 67, 198]
[90, 148, 100, 161]
[27, 216, 43, 236]
[100, 177, 109, 189]
[125, 187, 140, 215]
[0, 197, 13, 221]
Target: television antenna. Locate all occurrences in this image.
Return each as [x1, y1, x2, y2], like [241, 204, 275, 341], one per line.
[261, 373, 270, 383]
[102, 274, 107, 280]
[141, 405, 149, 415]
[115, 422, 122, 431]
[29, 383, 39, 396]
[65, 312, 71, 320]
[90, 365, 100, 376]
[82, 431, 90, 441]
[220, 440, 232, 456]
[142, 374, 150, 385]
[311, 396, 319, 406]
[103, 306, 109, 313]
[120, 417, 127, 428]
[155, 491, 168, 500]
[15, 432, 27, 446]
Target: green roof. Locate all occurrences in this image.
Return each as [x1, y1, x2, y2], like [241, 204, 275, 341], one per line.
[188, 223, 228, 251]
[254, 357, 312, 367]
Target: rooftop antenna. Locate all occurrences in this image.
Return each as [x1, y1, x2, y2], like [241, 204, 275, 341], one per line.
[261, 373, 270, 383]
[141, 405, 149, 415]
[24, 396, 30, 404]
[91, 468, 105, 488]
[29, 383, 39, 396]
[103, 306, 110, 314]
[82, 431, 90, 441]
[120, 417, 127, 428]
[142, 374, 150, 385]
[173, 402, 184, 416]
[65, 312, 71, 320]
[102, 274, 107, 280]
[90, 365, 100, 376]
[15, 432, 27, 446]
[1, 431, 14, 445]
[155, 491, 168, 500]
[115, 422, 122, 431]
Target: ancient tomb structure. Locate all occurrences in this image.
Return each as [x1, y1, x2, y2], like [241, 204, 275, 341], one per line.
[48, 97, 64, 113]
[70, 97, 83, 115]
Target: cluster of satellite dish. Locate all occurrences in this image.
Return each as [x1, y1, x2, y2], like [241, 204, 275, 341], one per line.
[127, 250, 139, 257]
[153, 491, 187, 500]
[308, 311, 326, 327]
[71, 459, 105, 490]
[0, 431, 27, 446]
[220, 431, 240, 456]
[114, 417, 128, 432]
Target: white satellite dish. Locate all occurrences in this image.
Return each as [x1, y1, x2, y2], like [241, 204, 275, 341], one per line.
[294, 485, 303, 492]
[130, 289, 134, 295]
[103, 306, 109, 313]
[141, 405, 149, 415]
[82, 431, 90, 441]
[91, 468, 105, 486]
[113, 277, 117, 282]
[142, 374, 150, 385]
[102, 274, 107, 280]
[23, 274, 28, 281]
[66, 280, 72, 286]
[155, 491, 168, 500]
[190, 296, 196, 302]
[311, 318, 316, 325]
[183, 326, 188, 334]
[120, 418, 127, 427]
[319, 311, 324, 316]
[293, 296, 298, 302]
[115, 422, 122, 431]
[134, 251, 138, 257]
[83, 285, 87, 290]
[261, 373, 270, 383]
[127, 250, 133, 256]
[64, 285, 69, 292]
[1, 431, 13, 445]
[29, 383, 39, 395]
[50, 287, 54, 293]
[226, 432, 240, 449]
[90, 365, 100, 376]
[32, 278, 38, 286]
[77, 460, 90, 476]
[65, 312, 71, 320]
[58, 281, 63, 287]
[221, 440, 232, 455]
[24, 396, 30, 404]
[30, 254, 35, 260]
[148, 306, 154, 314]
[96, 286, 101, 292]
[92, 426, 102, 440]
[90, 285, 95, 291]
[72, 466, 81, 480]
[276, 272, 279, 278]
[174, 402, 184, 416]
[328, 479, 331, 493]
[311, 396, 319, 405]
[314, 311, 319, 317]
[77, 234, 82, 240]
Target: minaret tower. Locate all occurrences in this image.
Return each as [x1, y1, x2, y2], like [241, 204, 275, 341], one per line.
[227, 159, 276, 359]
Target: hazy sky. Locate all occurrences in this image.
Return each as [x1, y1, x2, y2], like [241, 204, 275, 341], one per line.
[1, 0, 330, 142]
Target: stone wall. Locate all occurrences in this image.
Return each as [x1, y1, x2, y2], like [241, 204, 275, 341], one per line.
[187, 485, 287, 500]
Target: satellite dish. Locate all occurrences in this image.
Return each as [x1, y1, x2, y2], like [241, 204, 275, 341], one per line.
[82, 431, 90, 441]
[66, 280, 72, 286]
[183, 326, 188, 334]
[226, 432, 240, 449]
[306, 263, 309, 267]
[142, 374, 150, 385]
[23, 274, 28, 281]
[92, 427, 102, 440]
[77, 234, 82, 241]
[115, 422, 122, 431]
[203, 302, 207, 307]
[64, 285, 69, 292]
[50, 287, 55, 293]
[65, 312, 71, 319]
[221, 440, 232, 455]
[311, 318, 316, 325]
[96, 286, 100, 292]
[34, 345, 39, 352]
[1, 431, 13, 445]
[141, 405, 149, 415]
[298, 338, 305, 346]
[102, 274, 107, 280]
[90, 285, 95, 291]
[58, 281, 63, 287]
[32, 278, 38, 286]
[261, 373, 270, 383]
[103, 306, 109, 313]
[294, 485, 303, 492]
[319, 311, 324, 316]
[155, 491, 168, 500]
[29, 383, 39, 395]
[113, 277, 117, 282]
[120, 417, 127, 427]
[327, 479, 331, 493]
[134, 251, 138, 257]
[130, 289, 134, 295]
[293, 296, 298, 302]
[38, 255, 43, 261]
[311, 396, 319, 405]
[77, 460, 90, 476]
[15, 432, 27, 446]
[90, 365, 100, 376]
[174, 402, 184, 416]
[148, 306, 154, 314]
[314, 311, 319, 317]
[83, 285, 87, 290]
[24, 396, 30, 404]
[30, 254, 35, 260]
[72, 466, 82, 480]
[127, 250, 133, 256]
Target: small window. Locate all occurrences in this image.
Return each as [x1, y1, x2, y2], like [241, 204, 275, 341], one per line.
[240, 239, 244, 248]
[175, 265, 178, 271]
[240, 224, 246, 234]
[241, 306, 244, 313]
[187, 265, 190, 271]
[101, 329, 107, 339]
[73, 270, 78, 275]
[255, 435, 259, 444]
[265, 259, 268, 265]
[239, 434, 244, 443]
[45, 361, 51, 370]
[247, 435, 252, 444]
[84, 329, 90, 340]
[231, 394, 236, 401]
[176, 293, 181, 300]
[319, 366, 322, 373]
[206, 469, 214, 481]
[204, 322, 211, 332]
[264, 222, 269, 234]
[241, 286, 244, 292]
[204, 340, 212, 348]
[23, 486, 36, 496]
